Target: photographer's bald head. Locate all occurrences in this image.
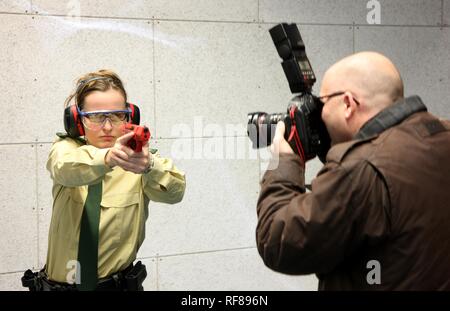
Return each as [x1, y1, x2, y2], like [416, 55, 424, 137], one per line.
[320, 52, 404, 144]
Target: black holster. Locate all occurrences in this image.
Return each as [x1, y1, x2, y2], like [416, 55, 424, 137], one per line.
[124, 261, 147, 291]
[22, 269, 77, 291]
[21, 269, 43, 291]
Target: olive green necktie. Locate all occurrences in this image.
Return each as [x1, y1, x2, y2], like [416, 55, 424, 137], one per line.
[77, 182, 102, 291]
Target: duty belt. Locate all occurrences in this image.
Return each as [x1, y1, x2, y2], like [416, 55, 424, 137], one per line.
[21, 261, 147, 291]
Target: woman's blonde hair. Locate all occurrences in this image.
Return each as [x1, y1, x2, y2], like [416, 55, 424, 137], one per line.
[64, 69, 127, 110]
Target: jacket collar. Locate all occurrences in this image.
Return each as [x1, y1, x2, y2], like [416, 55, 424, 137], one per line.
[355, 95, 427, 140]
[56, 132, 87, 144]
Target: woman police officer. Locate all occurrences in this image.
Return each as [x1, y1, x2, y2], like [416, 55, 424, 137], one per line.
[26, 69, 186, 291]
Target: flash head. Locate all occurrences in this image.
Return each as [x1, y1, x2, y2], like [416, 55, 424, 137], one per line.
[269, 23, 316, 94]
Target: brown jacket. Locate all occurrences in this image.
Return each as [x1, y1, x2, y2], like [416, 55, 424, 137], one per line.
[256, 96, 450, 290]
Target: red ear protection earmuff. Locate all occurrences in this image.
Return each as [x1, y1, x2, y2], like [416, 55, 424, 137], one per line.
[127, 103, 140, 125]
[64, 102, 141, 138]
[64, 104, 85, 138]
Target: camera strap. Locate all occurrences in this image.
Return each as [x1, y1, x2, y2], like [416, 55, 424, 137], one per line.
[287, 106, 306, 165]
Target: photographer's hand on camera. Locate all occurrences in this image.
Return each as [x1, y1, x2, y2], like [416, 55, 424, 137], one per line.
[105, 131, 152, 174]
[270, 121, 294, 155]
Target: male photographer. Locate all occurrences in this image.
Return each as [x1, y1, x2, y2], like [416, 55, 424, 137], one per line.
[256, 51, 450, 290]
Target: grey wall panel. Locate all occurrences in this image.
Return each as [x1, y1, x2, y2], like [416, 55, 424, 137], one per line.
[260, 0, 363, 24]
[150, 0, 257, 22]
[32, 0, 257, 22]
[0, 272, 26, 291]
[0, 15, 40, 143]
[37, 143, 52, 268]
[0, 145, 38, 273]
[154, 21, 288, 139]
[138, 138, 259, 257]
[374, 0, 441, 26]
[355, 26, 450, 118]
[157, 248, 318, 290]
[0, 0, 31, 13]
[260, 0, 441, 26]
[305, 158, 325, 184]
[0, 15, 154, 143]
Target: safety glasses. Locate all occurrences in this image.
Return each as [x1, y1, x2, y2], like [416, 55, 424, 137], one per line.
[78, 107, 130, 131]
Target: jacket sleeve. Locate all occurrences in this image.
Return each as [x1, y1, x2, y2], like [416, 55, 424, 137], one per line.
[256, 153, 391, 275]
[47, 137, 113, 187]
[142, 153, 186, 204]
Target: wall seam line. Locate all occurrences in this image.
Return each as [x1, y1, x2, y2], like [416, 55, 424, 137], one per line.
[156, 253, 160, 291]
[257, 0, 260, 23]
[137, 246, 257, 261]
[152, 20, 157, 139]
[0, 11, 447, 28]
[0, 269, 30, 276]
[0, 142, 52, 146]
[34, 141, 39, 270]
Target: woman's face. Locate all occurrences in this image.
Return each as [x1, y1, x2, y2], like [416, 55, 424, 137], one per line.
[81, 89, 127, 148]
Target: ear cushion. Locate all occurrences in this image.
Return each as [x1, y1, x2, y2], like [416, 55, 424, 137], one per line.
[128, 103, 140, 125]
[64, 105, 85, 138]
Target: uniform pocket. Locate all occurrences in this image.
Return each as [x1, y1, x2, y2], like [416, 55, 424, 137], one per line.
[53, 187, 85, 240]
[99, 192, 140, 252]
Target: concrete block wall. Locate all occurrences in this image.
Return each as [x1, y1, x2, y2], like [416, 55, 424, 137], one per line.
[0, 0, 448, 290]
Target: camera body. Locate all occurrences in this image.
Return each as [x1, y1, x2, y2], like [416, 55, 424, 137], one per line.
[247, 23, 331, 163]
[123, 124, 151, 152]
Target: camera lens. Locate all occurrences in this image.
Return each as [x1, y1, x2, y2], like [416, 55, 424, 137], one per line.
[247, 112, 286, 149]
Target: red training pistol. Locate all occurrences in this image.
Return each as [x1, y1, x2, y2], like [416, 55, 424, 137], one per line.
[122, 124, 151, 152]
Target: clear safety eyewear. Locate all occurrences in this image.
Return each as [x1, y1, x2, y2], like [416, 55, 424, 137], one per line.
[79, 108, 130, 131]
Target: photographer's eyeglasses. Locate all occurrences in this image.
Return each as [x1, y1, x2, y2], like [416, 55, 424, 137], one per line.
[78, 108, 130, 131]
[318, 91, 360, 106]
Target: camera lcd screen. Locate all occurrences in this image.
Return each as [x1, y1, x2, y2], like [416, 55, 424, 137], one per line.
[299, 60, 311, 71]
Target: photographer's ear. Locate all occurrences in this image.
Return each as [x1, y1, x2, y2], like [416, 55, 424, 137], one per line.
[343, 92, 358, 120]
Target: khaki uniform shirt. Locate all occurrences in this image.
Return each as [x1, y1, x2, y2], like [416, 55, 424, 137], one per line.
[45, 136, 186, 283]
